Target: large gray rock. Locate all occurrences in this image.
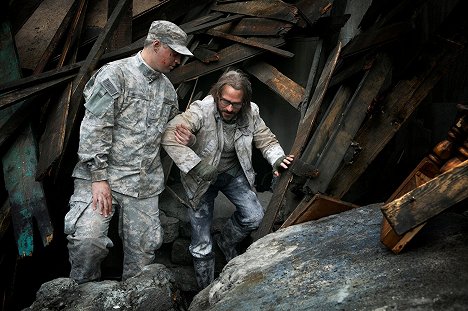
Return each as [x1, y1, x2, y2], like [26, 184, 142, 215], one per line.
[24, 264, 187, 311]
[189, 204, 468, 310]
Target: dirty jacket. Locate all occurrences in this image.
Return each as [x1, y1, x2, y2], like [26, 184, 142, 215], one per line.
[162, 95, 285, 209]
[72, 52, 179, 198]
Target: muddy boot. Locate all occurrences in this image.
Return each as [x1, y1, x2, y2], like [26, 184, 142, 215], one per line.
[193, 253, 215, 290]
[215, 217, 250, 262]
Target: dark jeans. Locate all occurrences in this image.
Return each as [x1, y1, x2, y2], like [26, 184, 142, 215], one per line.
[188, 172, 264, 258]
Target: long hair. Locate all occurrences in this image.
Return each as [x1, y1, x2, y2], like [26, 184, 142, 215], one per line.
[209, 69, 252, 107]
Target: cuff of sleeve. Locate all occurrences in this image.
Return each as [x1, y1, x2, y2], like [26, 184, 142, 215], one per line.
[91, 169, 108, 182]
[188, 135, 197, 147]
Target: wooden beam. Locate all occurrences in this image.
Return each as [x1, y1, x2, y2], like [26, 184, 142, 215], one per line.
[303, 54, 392, 195]
[244, 61, 304, 109]
[36, 0, 132, 180]
[213, 0, 299, 24]
[252, 41, 342, 241]
[167, 37, 286, 85]
[382, 159, 468, 235]
[301, 85, 353, 166]
[327, 37, 467, 199]
[280, 194, 359, 228]
[206, 29, 294, 58]
[0, 19, 53, 256]
[213, 17, 294, 36]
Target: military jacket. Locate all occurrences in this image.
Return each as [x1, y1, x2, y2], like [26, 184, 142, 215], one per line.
[72, 52, 179, 198]
[162, 95, 285, 208]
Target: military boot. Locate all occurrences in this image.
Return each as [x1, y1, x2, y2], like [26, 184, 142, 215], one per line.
[193, 253, 215, 290]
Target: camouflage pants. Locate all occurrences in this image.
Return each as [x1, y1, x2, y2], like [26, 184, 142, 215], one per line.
[188, 172, 264, 258]
[65, 179, 162, 283]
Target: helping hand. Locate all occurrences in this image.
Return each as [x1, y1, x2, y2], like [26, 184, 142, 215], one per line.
[273, 154, 294, 177]
[175, 124, 196, 146]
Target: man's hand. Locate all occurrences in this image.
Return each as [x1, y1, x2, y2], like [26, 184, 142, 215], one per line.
[190, 161, 218, 181]
[92, 180, 112, 217]
[273, 154, 295, 177]
[175, 124, 196, 146]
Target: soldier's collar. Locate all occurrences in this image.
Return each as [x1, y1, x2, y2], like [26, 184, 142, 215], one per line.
[136, 51, 162, 81]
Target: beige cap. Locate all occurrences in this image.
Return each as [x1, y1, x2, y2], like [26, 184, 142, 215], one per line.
[146, 20, 193, 56]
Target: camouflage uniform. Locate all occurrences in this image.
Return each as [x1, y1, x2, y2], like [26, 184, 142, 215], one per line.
[162, 95, 285, 259]
[65, 51, 179, 283]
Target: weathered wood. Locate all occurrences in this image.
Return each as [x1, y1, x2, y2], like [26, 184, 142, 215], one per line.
[213, 0, 299, 24]
[213, 17, 294, 36]
[304, 54, 392, 195]
[167, 37, 286, 85]
[0, 75, 75, 111]
[300, 38, 322, 118]
[184, 14, 245, 34]
[295, 0, 333, 26]
[244, 61, 304, 109]
[0, 200, 11, 241]
[328, 37, 467, 199]
[382, 159, 468, 235]
[301, 85, 353, 165]
[107, 0, 132, 51]
[1, 19, 53, 256]
[32, 0, 81, 74]
[341, 22, 413, 58]
[131, 0, 214, 40]
[280, 194, 359, 228]
[380, 157, 439, 254]
[36, 0, 132, 180]
[253, 42, 342, 241]
[206, 29, 294, 58]
[192, 46, 220, 64]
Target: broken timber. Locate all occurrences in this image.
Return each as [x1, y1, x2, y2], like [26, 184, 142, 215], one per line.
[244, 61, 304, 110]
[35, 0, 132, 180]
[253, 41, 342, 240]
[382, 159, 468, 236]
[0, 18, 53, 256]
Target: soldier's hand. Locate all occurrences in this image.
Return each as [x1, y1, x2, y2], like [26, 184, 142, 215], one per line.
[92, 180, 112, 217]
[175, 124, 196, 146]
[190, 160, 218, 181]
[273, 154, 294, 177]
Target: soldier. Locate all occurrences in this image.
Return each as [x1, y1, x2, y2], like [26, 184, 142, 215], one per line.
[162, 69, 294, 289]
[64, 20, 193, 283]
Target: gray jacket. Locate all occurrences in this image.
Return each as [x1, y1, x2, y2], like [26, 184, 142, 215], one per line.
[72, 52, 179, 198]
[162, 95, 285, 208]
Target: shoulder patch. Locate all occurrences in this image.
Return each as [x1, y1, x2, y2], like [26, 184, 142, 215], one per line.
[102, 78, 119, 96]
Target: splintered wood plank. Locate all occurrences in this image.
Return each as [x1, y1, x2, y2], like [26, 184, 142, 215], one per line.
[192, 46, 220, 64]
[253, 42, 341, 241]
[0, 200, 11, 240]
[380, 157, 440, 254]
[0, 75, 75, 110]
[304, 54, 392, 194]
[295, 0, 333, 25]
[341, 22, 412, 58]
[213, 0, 299, 24]
[382, 160, 468, 236]
[213, 17, 294, 36]
[301, 84, 353, 165]
[244, 61, 304, 109]
[36, 0, 131, 180]
[280, 194, 358, 228]
[328, 36, 467, 199]
[167, 37, 286, 85]
[206, 29, 294, 58]
[1, 19, 53, 256]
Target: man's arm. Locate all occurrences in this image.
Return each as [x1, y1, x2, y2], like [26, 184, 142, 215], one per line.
[78, 68, 120, 216]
